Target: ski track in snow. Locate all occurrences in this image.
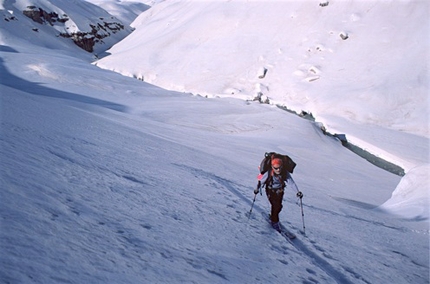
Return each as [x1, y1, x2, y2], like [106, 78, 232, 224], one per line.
[181, 165, 364, 284]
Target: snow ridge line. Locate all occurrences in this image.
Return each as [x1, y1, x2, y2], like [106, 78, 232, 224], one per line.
[181, 165, 356, 284]
[0, 59, 129, 113]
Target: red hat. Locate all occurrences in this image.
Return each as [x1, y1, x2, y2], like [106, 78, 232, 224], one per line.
[271, 158, 283, 167]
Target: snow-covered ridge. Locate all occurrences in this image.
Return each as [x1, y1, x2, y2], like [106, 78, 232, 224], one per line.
[2, 0, 133, 53]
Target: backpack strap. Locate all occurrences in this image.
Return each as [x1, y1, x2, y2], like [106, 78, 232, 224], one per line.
[265, 170, 285, 190]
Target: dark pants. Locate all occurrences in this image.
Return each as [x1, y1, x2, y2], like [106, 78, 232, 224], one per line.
[266, 188, 284, 223]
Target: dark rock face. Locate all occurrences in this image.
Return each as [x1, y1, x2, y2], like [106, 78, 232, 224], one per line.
[58, 21, 126, 52]
[23, 6, 68, 25]
[22, 5, 126, 53]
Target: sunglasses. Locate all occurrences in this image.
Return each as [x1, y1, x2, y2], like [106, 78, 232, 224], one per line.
[272, 166, 281, 170]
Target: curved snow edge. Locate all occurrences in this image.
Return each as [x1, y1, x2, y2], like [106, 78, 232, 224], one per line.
[379, 164, 430, 221]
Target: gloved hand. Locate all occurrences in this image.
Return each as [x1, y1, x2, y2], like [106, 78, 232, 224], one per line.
[296, 191, 303, 198]
[254, 188, 259, 194]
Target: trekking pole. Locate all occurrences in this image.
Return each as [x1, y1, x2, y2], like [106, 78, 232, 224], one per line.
[296, 191, 306, 235]
[290, 174, 306, 234]
[248, 193, 257, 220]
[248, 181, 261, 220]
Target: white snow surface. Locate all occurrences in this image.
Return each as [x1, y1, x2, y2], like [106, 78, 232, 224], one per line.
[1, 0, 429, 283]
[97, 0, 430, 139]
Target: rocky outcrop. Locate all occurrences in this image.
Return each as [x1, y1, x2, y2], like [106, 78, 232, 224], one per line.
[23, 5, 69, 25]
[58, 21, 126, 52]
[22, 5, 126, 53]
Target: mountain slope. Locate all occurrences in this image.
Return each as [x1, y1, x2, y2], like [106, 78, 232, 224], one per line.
[1, 44, 428, 283]
[97, 0, 429, 136]
[96, 0, 430, 173]
[0, 1, 429, 283]
[1, 0, 133, 54]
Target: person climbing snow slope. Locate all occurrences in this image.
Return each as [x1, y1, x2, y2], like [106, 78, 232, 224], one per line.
[254, 153, 303, 231]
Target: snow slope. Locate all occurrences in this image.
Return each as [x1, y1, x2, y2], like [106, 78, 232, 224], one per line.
[1, 0, 429, 283]
[83, 0, 151, 26]
[94, 0, 430, 223]
[96, 0, 430, 169]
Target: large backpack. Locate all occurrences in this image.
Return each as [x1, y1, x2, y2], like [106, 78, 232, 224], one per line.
[259, 152, 296, 181]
